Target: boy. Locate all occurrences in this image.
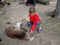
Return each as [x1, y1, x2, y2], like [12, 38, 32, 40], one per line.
[27, 6, 41, 33]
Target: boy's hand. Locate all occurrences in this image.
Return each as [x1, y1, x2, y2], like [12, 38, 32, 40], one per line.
[25, 20, 30, 22]
[25, 18, 30, 22]
[22, 18, 30, 23]
[29, 30, 33, 34]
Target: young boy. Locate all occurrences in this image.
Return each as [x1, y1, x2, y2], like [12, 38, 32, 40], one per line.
[27, 6, 41, 33]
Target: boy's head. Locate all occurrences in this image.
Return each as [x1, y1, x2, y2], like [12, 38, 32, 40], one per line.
[29, 6, 36, 13]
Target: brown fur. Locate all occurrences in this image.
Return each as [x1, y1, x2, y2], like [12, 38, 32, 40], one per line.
[5, 25, 26, 39]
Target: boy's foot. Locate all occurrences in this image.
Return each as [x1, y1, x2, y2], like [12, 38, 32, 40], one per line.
[37, 27, 42, 33]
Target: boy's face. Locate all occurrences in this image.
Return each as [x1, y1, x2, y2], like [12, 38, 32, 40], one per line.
[29, 12, 34, 16]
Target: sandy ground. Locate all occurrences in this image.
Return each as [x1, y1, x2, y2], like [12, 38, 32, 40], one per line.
[0, 0, 60, 45]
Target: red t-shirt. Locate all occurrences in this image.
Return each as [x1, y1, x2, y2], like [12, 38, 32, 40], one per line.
[29, 13, 41, 31]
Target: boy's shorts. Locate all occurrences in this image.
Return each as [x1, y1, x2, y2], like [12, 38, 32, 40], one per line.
[27, 21, 41, 27]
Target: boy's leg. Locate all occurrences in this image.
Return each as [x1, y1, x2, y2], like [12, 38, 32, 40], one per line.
[27, 21, 33, 27]
[36, 21, 41, 33]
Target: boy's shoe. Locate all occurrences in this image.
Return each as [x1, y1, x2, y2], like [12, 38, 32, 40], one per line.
[37, 27, 42, 33]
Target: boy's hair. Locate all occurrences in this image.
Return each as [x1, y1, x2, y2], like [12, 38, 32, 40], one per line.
[29, 6, 36, 13]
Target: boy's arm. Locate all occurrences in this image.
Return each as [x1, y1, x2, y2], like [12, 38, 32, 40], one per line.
[30, 21, 36, 31]
[30, 15, 37, 31]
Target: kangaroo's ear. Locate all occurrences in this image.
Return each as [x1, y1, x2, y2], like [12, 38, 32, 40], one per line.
[6, 22, 11, 24]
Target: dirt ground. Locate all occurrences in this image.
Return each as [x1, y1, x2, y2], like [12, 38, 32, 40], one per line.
[0, 0, 60, 45]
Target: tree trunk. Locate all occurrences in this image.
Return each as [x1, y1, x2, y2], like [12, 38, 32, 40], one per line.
[55, 0, 60, 18]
